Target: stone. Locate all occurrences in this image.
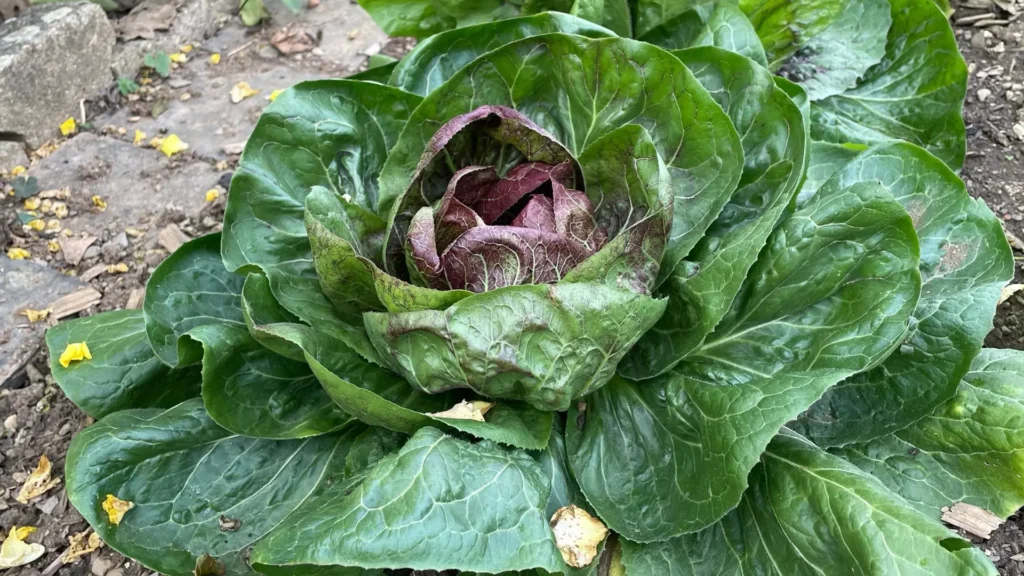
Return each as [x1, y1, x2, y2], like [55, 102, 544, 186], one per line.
[100, 231, 129, 262]
[90, 554, 114, 576]
[0, 140, 26, 170]
[110, 0, 235, 76]
[0, 259, 87, 387]
[0, 2, 115, 148]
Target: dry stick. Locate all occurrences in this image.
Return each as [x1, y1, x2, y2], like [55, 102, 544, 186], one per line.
[974, 18, 1010, 26]
[956, 12, 995, 24]
[227, 40, 255, 58]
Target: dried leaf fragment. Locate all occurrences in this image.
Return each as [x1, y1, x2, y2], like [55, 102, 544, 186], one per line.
[550, 505, 608, 568]
[218, 515, 241, 532]
[230, 82, 259, 103]
[59, 117, 76, 136]
[428, 400, 494, 422]
[62, 530, 102, 564]
[91, 195, 107, 211]
[942, 502, 1002, 539]
[0, 526, 45, 568]
[19, 308, 50, 322]
[59, 342, 92, 368]
[1000, 283, 1024, 305]
[194, 553, 225, 576]
[107, 262, 130, 274]
[159, 134, 189, 157]
[102, 494, 134, 525]
[16, 455, 62, 503]
[7, 247, 29, 260]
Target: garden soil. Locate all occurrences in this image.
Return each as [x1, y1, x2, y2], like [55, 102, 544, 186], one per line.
[1, 1, 1023, 575]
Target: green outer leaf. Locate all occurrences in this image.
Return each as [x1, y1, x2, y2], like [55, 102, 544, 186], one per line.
[376, 33, 744, 283]
[567, 370, 847, 540]
[637, 3, 768, 67]
[389, 12, 615, 96]
[355, 0, 523, 38]
[620, 46, 807, 379]
[834, 348, 1024, 521]
[189, 323, 353, 439]
[794, 143, 1013, 446]
[347, 61, 397, 84]
[620, 429, 996, 576]
[241, 272, 305, 361]
[264, 322, 552, 449]
[810, 0, 967, 169]
[144, 233, 245, 367]
[632, 0, 696, 36]
[742, 0, 891, 101]
[684, 179, 921, 384]
[537, 420, 587, 519]
[365, 283, 668, 411]
[45, 310, 201, 418]
[221, 80, 422, 362]
[251, 427, 566, 574]
[572, 0, 632, 36]
[796, 141, 864, 207]
[305, 186, 472, 316]
[65, 399, 364, 576]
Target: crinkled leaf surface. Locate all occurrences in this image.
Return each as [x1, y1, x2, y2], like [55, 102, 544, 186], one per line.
[376, 34, 743, 283]
[810, 0, 967, 168]
[46, 310, 201, 418]
[740, 0, 891, 100]
[834, 349, 1024, 520]
[567, 370, 846, 540]
[571, 0, 632, 36]
[189, 322, 352, 439]
[794, 143, 1013, 446]
[221, 80, 422, 361]
[683, 179, 920, 383]
[65, 399, 365, 576]
[621, 46, 806, 378]
[637, 3, 768, 66]
[389, 13, 614, 96]
[365, 283, 667, 411]
[796, 141, 864, 207]
[263, 322, 552, 449]
[241, 272, 305, 361]
[251, 427, 566, 574]
[144, 233, 245, 367]
[619, 429, 996, 576]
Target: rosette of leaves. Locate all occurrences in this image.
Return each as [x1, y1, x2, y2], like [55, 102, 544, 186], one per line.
[46, 8, 1018, 576]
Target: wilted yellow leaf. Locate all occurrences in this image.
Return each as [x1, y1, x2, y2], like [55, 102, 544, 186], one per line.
[16, 455, 62, 504]
[102, 494, 134, 525]
[23, 197, 40, 210]
[20, 308, 50, 322]
[59, 342, 92, 368]
[62, 531, 102, 564]
[26, 219, 44, 231]
[169, 52, 188, 63]
[53, 202, 68, 218]
[0, 526, 45, 569]
[107, 262, 129, 274]
[550, 505, 608, 568]
[428, 400, 494, 422]
[230, 81, 259, 103]
[267, 89, 283, 102]
[133, 129, 146, 146]
[10, 165, 26, 177]
[205, 189, 220, 202]
[7, 247, 29, 260]
[59, 117, 77, 136]
[209, 53, 221, 65]
[91, 195, 107, 211]
[159, 134, 189, 157]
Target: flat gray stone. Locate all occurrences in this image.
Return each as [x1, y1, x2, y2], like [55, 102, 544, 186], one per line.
[111, 0, 234, 77]
[0, 2, 115, 148]
[0, 140, 26, 170]
[0, 259, 87, 388]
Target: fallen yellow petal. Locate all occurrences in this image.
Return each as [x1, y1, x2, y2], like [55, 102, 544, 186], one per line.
[550, 505, 608, 568]
[209, 53, 221, 65]
[16, 455, 62, 504]
[59, 117, 77, 136]
[169, 52, 188, 63]
[23, 197, 40, 210]
[59, 342, 92, 368]
[133, 129, 146, 146]
[230, 81, 259, 103]
[48, 240, 61, 253]
[102, 494, 134, 525]
[428, 400, 494, 422]
[0, 526, 45, 569]
[91, 195, 107, 211]
[107, 262, 129, 274]
[46, 219, 61, 232]
[149, 136, 165, 149]
[61, 531, 102, 564]
[267, 89, 283, 102]
[180, 43, 194, 53]
[205, 189, 220, 202]
[159, 134, 189, 157]
[20, 308, 50, 323]
[10, 165, 26, 177]
[7, 247, 29, 260]
[53, 202, 68, 218]
[26, 219, 44, 231]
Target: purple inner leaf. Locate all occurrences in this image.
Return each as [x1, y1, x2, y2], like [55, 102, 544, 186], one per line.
[466, 162, 574, 224]
[553, 180, 606, 253]
[510, 195, 556, 233]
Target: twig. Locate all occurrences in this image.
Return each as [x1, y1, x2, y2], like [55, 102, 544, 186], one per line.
[41, 553, 63, 576]
[79, 99, 86, 125]
[974, 18, 1010, 26]
[956, 12, 995, 24]
[227, 40, 254, 57]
